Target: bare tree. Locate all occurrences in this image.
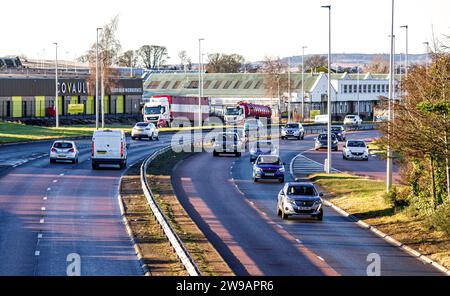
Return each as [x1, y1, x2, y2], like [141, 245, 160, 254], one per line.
[117, 50, 139, 68]
[206, 53, 244, 73]
[261, 56, 290, 98]
[303, 55, 328, 73]
[178, 50, 192, 70]
[137, 45, 169, 69]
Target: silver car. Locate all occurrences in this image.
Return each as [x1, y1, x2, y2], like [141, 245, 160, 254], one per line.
[281, 122, 305, 140]
[277, 182, 324, 220]
[50, 140, 79, 164]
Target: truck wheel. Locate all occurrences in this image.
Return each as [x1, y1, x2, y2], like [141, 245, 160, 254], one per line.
[131, 137, 136, 140]
[213, 151, 218, 157]
[236, 152, 241, 157]
[92, 163, 98, 170]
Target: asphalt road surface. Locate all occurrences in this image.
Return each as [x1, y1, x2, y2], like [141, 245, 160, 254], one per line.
[172, 131, 442, 276]
[0, 135, 174, 275]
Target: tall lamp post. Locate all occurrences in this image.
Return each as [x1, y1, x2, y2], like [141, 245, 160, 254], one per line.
[287, 57, 291, 122]
[95, 28, 102, 130]
[386, 0, 395, 193]
[54, 42, 59, 128]
[301, 46, 307, 122]
[321, 5, 332, 174]
[198, 38, 204, 128]
[357, 61, 360, 116]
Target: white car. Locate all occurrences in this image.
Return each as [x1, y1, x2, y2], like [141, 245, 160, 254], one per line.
[343, 114, 362, 125]
[343, 140, 369, 161]
[281, 122, 305, 140]
[91, 130, 129, 169]
[131, 122, 159, 141]
[50, 141, 79, 164]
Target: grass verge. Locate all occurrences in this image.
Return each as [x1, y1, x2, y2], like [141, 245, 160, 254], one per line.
[147, 149, 234, 276]
[0, 121, 131, 144]
[311, 173, 450, 270]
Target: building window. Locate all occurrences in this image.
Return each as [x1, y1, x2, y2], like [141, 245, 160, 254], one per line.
[363, 84, 367, 93]
[148, 81, 160, 89]
[172, 81, 181, 89]
[386, 84, 390, 92]
[353, 85, 357, 93]
[204, 80, 212, 89]
[368, 85, 372, 93]
[349, 85, 353, 93]
[359, 84, 362, 93]
[213, 81, 222, 89]
[233, 81, 242, 89]
[343, 85, 347, 93]
[244, 81, 253, 89]
[377, 84, 381, 92]
[161, 81, 170, 89]
[223, 81, 232, 89]
[254, 80, 262, 89]
[187, 81, 199, 89]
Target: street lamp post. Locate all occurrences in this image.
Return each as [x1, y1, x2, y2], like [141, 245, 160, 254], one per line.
[357, 62, 360, 116]
[288, 57, 291, 122]
[301, 46, 307, 123]
[386, 0, 395, 193]
[54, 42, 59, 128]
[198, 38, 204, 128]
[95, 28, 102, 130]
[423, 41, 430, 67]
[321, 5, 332, 174]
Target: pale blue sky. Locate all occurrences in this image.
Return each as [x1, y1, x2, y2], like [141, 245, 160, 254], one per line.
[1, 0, 448, 62]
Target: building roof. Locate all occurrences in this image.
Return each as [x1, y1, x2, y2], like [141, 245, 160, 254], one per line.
[143, 73, 322, 98]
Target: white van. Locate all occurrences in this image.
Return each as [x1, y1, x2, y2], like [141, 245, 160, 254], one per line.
[91, 130, 128, 169]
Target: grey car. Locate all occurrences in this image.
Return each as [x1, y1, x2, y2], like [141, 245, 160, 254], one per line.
[281, 122, 305, 140]
[277, 182, 324, 220]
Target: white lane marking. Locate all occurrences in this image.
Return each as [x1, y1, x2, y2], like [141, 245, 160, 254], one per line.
[35, 251, 40, 256]
[317, 256, 325, 262]
[262, 212, 267, 216]
[37, 234, 43, 239]
[276, 224, 283, 229]
[47, 188, 51, 191]
[41, 207, 46, 211]
[59, 173, 64, 176]
[296, 239, 302, 244]
[40, 219, 45, 224]
[53, 180, 57, 183]
[43, 196, 47, 200]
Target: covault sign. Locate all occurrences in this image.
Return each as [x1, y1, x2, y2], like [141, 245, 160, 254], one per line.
[57, 80, 88, 95]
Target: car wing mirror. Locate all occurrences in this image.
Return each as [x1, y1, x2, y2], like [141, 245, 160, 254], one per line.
[319, 193, 324, 197]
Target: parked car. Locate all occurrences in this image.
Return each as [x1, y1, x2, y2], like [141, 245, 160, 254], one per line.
[249, 140, 278, 162]
[281, 122, 305, 140]
[314, 133, 339, 151]
[343, 140, 369, 161]
[212, 132, 242, 157]
[277, 182, 324, 220]
[329, 125, 347, 141]
[343, 114, 362, 125]
[91, 130, 129, 169]
[131, 122, 159, 141]
[252, 155, 285, 183]
[50, 140, 79, 164]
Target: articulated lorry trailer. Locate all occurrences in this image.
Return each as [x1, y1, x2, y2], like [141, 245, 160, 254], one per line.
[142, 95, 210, 128]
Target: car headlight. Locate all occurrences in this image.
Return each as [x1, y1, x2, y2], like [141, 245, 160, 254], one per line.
[313, 199, 322, 205]
[285, 197, 296, 205]
[279, 167, 285, 173]
[254, 167, 263, 173]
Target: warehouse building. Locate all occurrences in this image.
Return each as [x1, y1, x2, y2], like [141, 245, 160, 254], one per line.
[143, 72, 399, 120]
[0, 75, 143, 119]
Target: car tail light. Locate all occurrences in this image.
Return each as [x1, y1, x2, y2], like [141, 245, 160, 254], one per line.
[91, 142, 94, 156]
[68, 148, 75, 153]
[121, 142, 124, 157]
[51, 148, 57, 152]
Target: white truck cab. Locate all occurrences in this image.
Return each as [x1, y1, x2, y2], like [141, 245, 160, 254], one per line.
[91, 130, 128, 169]
[143, 97, 170, 127]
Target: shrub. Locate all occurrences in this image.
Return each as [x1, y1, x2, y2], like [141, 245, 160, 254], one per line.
[429, 202, 450, 235]
[384, 186, 410, 210]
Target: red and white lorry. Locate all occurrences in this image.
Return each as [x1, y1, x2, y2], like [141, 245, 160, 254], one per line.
[142, 95, 210, 127]
[224, 102, 272, 125]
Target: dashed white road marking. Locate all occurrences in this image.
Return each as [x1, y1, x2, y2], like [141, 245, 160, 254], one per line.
[37, 234, 43, 239]
[59, 173, 64, 176]
[276, 224, 283, 229]
[39, 219, 45, 224]
[43, 197, 47, 200]
[35, 251, 40, 256]
[47, 188, 51, 191]
[296, 239, 302, 244]
[262, 212, 267, 216]
[317, 256, 325, 262]
[41, 207, 46, 211]
[52, 180, 57, 183]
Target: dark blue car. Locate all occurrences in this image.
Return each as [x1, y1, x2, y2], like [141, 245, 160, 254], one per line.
[252, 155, 285, 183]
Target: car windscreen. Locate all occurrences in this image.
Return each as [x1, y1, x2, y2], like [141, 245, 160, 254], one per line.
[285, 124, 299, 129]
[288, 185, 316, 196]
[347, 141, 366, 147]
[346, 115, 355, 119]
[53, 142, 73, 149]
[252, 142, 273, 150]
[136, 122, 148, 127]
[257, 155, 281, 165]
[331, 127, 342, 131]
[318, 134, 336, 140]
[225, 108, 241, 116]
[144, 106, 162, 114]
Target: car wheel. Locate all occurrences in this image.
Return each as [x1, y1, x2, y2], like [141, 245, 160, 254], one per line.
[253, 177, 258, 183]
[301, 135, 305, 140]
[131, 137, 136, 140]
[343, 155, 346, 160]
[92, 163, 98, 170]
[277, 203, 282, 216]
[282, 209, 289, 220]
[279, 178, 284, 183]
[236, 152, 241, 157]
[297, 136, 301, 140]
[213, 151, 218, 157]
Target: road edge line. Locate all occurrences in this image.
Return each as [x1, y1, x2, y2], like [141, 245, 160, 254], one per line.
[117, 174, 151, 276]
[289, 154, 450, 276]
